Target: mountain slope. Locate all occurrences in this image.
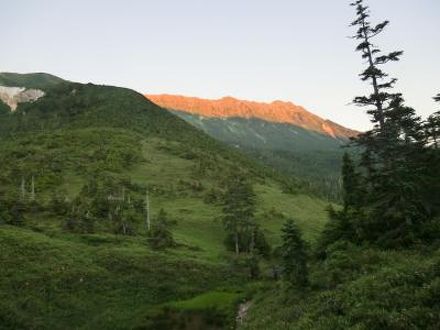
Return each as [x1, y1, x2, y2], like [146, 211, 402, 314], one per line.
[0, 73, 331, 328]
[146, 94, 358, 199]
[146, 94, 358, 140]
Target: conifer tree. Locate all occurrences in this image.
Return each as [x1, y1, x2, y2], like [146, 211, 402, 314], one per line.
[280, 219, 308, 287]
[425, 94, 440, 148]
[221, 175, 256, 254]
[0, 199, 26, 226]
[422, 94, 440, 216]
[80, 211, 95, 234]
[341, 152, 362, 211]
[349, 0, 431, 245]
[65, 201, 95, 234]
[350, 0, 426, 166]
[148, 208, 174, 249]
[426, 113, 440, 149]
[350, 0, 403, 130]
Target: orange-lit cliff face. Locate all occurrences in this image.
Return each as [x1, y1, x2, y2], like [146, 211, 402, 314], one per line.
[146, 94, 358, 139]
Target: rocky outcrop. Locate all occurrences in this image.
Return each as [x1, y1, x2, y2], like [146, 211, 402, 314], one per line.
[0, 86, 45, 111]
[146, 94, 359, 139]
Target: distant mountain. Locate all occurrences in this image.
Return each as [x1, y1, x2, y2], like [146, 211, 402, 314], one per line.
[146, 94, 358, 140]
[146, 94, 359, 198]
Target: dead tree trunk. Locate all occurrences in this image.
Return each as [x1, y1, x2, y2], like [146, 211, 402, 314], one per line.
[144, 189, 151, 232]
[30, 176, 35, 201]
[20, 177, 26, 199]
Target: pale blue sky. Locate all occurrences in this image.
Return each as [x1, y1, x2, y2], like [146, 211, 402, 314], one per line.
[1, 0, 439, 130]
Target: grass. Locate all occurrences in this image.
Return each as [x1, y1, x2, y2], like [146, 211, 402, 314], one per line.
[255, 183, 330, 243]
[169, 291, 243, 313]
[0, 74, 333, 328]
[129, 137, 330, 257]
[0, 225, 244, 329]
[0, 134, 331, 328]
[0, 130, 331, 328]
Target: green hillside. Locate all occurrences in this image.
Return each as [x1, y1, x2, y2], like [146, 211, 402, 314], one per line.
[0, 72, 65, 89]
[0, 73, 330, 328]
[171, 111, 347, 200]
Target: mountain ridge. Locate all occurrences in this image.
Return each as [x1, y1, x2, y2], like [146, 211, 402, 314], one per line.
[146, 94, 359, 139]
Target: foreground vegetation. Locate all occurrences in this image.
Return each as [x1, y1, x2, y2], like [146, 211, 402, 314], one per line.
[0, 226, 244, 329]
[242, 244, 440, 329]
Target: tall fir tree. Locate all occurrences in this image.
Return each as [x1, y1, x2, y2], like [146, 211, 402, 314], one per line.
[280, 219, 308, 287]
[349, 0, 431, 245]
[350, 0, 403, 130]
[221, 175, 256, 254]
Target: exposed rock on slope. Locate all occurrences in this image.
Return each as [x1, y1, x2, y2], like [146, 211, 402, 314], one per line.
[146, 94, 358, 139]
[0, 86, 45, 111]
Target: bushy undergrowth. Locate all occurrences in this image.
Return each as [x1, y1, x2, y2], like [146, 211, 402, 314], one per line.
[241, 243, 440, 330]
[0, 226, 244, 329]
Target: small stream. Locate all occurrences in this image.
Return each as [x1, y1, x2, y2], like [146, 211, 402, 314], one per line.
[236, 301, 252, 326]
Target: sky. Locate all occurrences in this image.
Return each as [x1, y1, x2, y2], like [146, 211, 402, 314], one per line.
[1, 0, 439, 131]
